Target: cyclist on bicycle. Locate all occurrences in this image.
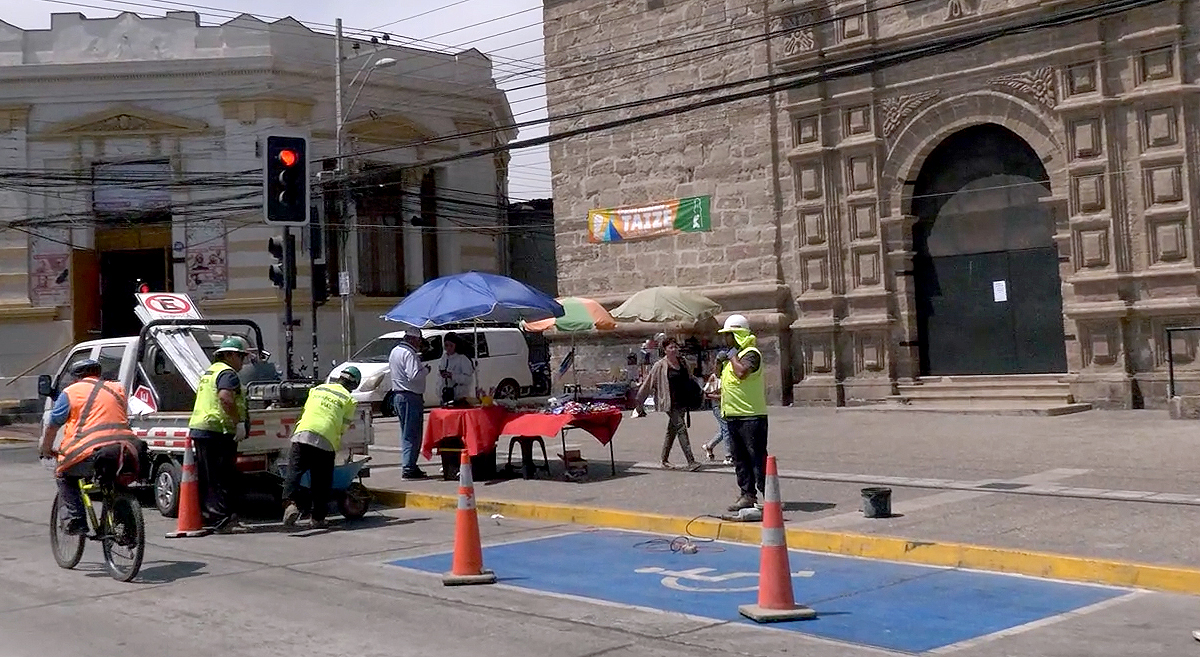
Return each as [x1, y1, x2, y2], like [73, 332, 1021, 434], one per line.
[38, 359, 144, 535]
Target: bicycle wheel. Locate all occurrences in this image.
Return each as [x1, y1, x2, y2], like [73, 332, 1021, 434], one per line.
[100, 493, 145, 582]
[49, 492, 85, 569]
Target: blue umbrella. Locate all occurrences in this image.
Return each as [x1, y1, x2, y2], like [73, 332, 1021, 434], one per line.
[381, 271, 564, 328]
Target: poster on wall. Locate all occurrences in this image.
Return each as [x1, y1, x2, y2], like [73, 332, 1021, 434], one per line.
[29, 228, 71, 307]
[185, 219, 228, 300]
[587, 195, 711, 244]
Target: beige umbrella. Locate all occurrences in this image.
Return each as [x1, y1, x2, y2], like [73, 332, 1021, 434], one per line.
[611, 286, 722, 324]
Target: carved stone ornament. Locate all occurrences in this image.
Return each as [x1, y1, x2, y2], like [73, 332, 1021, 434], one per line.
[945, 0, 973, 20]
[779, 10, 818, 57]
[95, 114, 154, 131]
[988, 67, 1058, 109]
[880, 90, 941, 137]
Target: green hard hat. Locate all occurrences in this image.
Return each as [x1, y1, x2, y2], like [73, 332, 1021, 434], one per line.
[338, 366, 362, 390]
[214, 335, 252, 355]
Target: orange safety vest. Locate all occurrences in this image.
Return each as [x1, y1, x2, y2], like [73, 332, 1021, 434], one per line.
[57, 377, 137, 475]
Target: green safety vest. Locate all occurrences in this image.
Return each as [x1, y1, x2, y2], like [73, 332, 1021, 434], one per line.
[720, 345, 767, 418]
[293, 383, 357, 452]
[188, 361, 246, 435]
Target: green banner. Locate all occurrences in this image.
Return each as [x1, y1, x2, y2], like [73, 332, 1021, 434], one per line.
[587, 195, 711, 244]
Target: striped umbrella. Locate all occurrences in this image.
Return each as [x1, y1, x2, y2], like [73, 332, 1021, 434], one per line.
[523, 297, 618, 333]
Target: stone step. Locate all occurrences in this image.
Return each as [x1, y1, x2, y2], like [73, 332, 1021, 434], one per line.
[843, 402, 1093, 417]
[898, 383, 1069, 395]
[895, 391, 1072, 403]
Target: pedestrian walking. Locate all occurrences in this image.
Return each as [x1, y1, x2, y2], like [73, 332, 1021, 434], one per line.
[389, 327, 431, 480]
[187, 336, 252, 533]
[716, 315, 769, 512]
[634, 337, 702, 471]
[701, 372, 732, 464]
[282, 367, 361, 529]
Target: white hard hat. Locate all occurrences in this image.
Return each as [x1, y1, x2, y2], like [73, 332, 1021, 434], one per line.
[402, 327, 422, 340]
[719, 314, 750, 333]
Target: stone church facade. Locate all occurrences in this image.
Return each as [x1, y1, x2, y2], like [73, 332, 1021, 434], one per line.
[543, 0, 1198, 408]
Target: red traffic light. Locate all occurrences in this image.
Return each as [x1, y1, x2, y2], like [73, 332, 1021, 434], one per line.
[278, 149, 298, 167]
[138, 284, 150, 293]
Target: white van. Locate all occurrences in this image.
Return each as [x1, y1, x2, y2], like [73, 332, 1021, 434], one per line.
[328, 327, 533, 415]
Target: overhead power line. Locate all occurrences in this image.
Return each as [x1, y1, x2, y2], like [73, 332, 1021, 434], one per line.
[339, 0, 1170, 181]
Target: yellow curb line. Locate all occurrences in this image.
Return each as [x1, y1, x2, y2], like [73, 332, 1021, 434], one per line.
[370, 487, 1200, 595]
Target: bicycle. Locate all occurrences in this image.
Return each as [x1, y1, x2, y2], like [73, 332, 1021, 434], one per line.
[49, 471, 146, 582]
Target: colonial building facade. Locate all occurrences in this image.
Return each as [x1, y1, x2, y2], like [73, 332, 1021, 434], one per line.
[543, 0, 1198, 409]
[0, 11, 515, 401]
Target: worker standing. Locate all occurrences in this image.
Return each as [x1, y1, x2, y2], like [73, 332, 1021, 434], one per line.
[716, 315, 769, 513]
[282, 367, 362, 529]
[188, 336, 251, 534]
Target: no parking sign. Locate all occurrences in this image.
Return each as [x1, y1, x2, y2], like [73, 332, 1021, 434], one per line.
[136, 293, 201, 320]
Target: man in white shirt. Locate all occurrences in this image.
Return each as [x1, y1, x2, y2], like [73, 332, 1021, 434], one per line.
[438, 333, 475, 404]
[388, 327, 431, 480]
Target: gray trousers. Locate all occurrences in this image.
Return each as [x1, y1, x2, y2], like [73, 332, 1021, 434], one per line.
[662, 407, 696, 465]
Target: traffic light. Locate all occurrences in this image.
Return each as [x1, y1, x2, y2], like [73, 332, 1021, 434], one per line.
[267, 234, 296, 290]
[134, 279, 150, 294]
[263, 135, 309, 226]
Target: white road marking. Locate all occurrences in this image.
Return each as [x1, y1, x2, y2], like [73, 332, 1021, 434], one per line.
[927, 590, 1147, 654]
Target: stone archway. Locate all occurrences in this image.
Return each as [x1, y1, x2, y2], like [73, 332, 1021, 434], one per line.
[910, 123, 1067, 375]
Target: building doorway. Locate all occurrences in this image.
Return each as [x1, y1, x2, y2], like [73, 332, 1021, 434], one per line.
[912, 124, 1067, 376]
[95, 225, 173, 339]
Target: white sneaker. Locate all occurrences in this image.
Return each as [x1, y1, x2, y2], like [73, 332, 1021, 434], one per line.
[282, 503, 301, 528]
[703, 445, 715, 461]
[1192, 630, 1200, 642]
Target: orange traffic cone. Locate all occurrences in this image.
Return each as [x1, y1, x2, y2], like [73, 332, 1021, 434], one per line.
[165, 438, 209, 538]
[442, 449, 496, 586]
[738, 455, 816, 622]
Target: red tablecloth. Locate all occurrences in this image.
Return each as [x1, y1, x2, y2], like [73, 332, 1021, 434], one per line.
[501, 409, 622, 446]
[421, 407, 623, 459]
[421, 406, 510, 460]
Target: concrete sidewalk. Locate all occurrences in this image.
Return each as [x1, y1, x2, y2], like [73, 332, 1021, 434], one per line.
[366, 407, 1200, 593]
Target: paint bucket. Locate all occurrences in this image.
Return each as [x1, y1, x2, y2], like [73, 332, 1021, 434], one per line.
[861, 487, 892, 518]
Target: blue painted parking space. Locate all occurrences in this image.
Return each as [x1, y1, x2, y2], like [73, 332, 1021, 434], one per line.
[388, 529, 1127, 653]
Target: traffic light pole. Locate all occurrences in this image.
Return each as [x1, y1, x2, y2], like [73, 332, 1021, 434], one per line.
[282, 226, 296, 380]
[310, 219, 321, 381]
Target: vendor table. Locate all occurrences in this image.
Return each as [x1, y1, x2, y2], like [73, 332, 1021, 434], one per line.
[421, 407, 624, 476]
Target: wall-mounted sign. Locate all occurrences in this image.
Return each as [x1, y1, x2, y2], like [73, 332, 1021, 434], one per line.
[587, 195, 711, 244]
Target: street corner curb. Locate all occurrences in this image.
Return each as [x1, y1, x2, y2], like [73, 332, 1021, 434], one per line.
[366, 486, 1200, 596]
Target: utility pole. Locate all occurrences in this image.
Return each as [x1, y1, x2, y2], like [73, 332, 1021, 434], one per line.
[335, 17, 358, 362]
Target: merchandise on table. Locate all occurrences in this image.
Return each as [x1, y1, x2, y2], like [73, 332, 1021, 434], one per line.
[553, 401, 621, 415]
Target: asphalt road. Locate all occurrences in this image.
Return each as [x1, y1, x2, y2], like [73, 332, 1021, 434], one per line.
[3, 440, 1200, 657]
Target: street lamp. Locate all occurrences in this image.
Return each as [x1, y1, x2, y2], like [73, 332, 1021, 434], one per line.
[334, 17, 398, 361]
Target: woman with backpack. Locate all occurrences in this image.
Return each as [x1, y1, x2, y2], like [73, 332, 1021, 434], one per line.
[634, 337, 703, 471]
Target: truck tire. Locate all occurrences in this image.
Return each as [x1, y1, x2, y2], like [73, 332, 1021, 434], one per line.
[154, 460, 181, 518]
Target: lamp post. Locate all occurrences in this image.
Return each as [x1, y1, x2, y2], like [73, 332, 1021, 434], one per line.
[334, 17, 397, 361]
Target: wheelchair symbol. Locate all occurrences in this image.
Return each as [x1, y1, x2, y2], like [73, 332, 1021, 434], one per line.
[634, 566, 815, 593]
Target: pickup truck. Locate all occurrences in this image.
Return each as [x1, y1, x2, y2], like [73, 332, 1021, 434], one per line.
[38, 293, 374, 518]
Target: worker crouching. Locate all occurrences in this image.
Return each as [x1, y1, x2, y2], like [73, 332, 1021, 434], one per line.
[282, 367, 362, 529]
